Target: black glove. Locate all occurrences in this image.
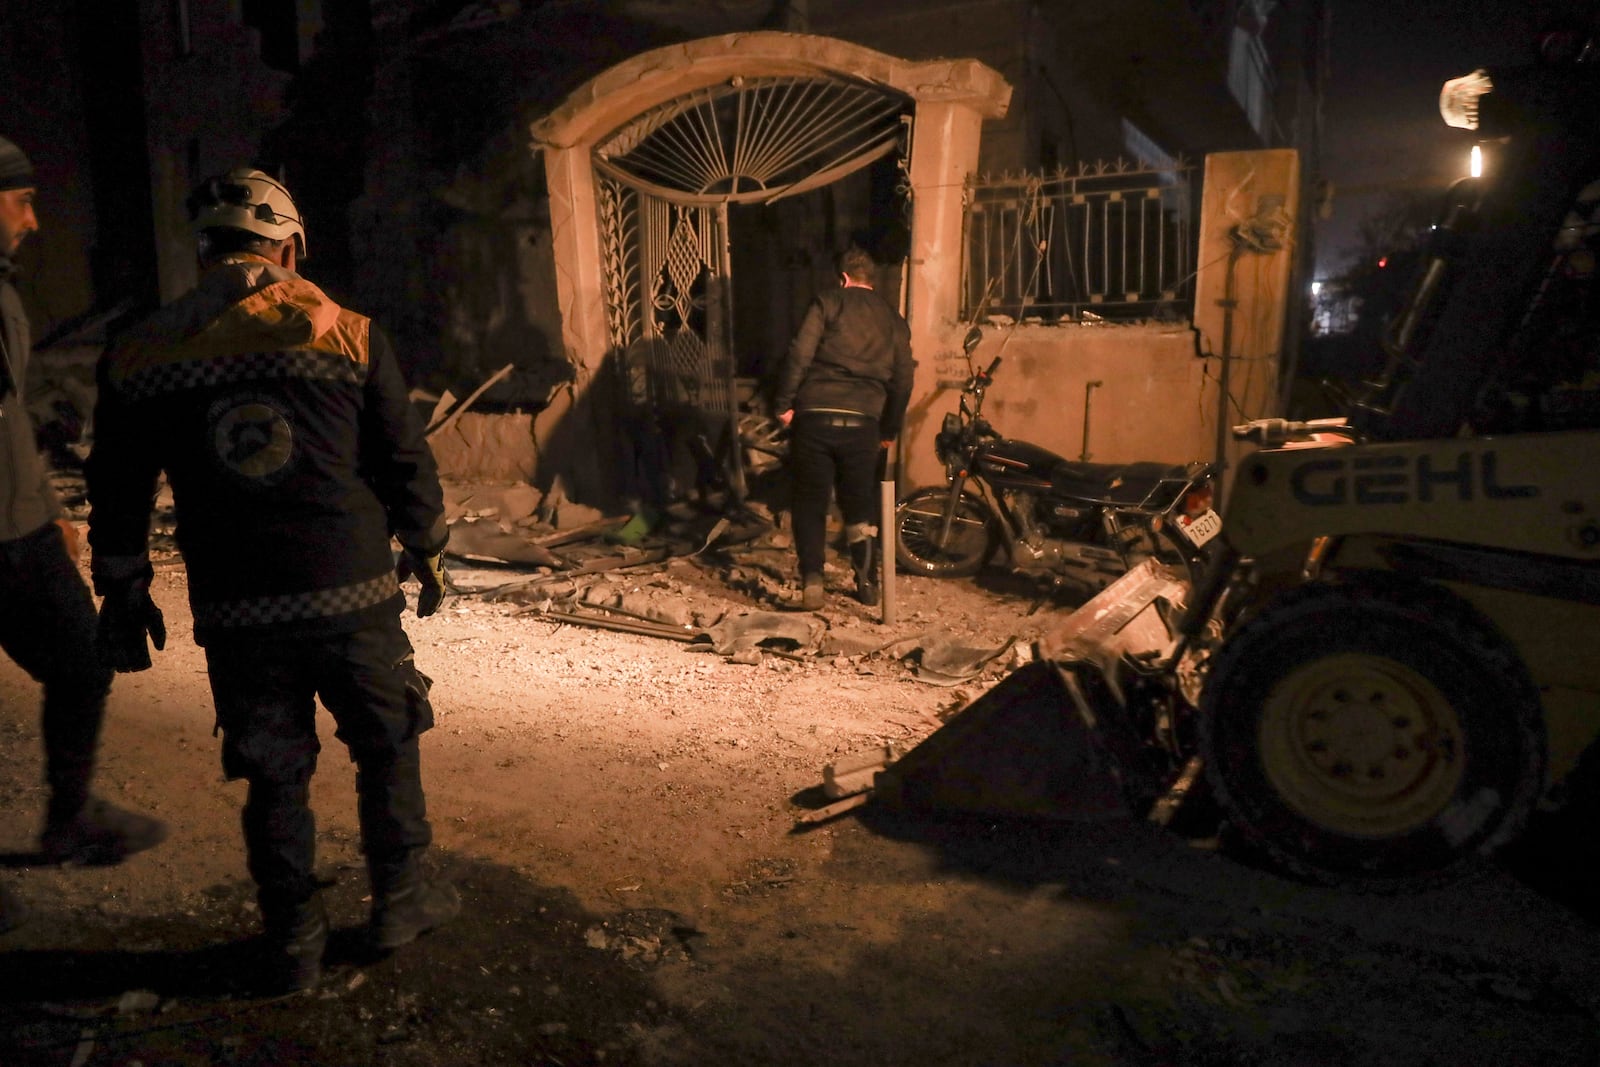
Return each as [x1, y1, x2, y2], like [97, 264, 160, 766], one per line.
[395, 543, 448, 618]
[95, 565, 167, 673]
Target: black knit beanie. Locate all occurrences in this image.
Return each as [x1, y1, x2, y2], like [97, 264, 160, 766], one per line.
[0, 135, 35, 191]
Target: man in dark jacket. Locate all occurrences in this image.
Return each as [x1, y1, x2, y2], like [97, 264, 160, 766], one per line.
[86, 168, 456, 991]
[774, 246, 915, 610]
[0, 133, 166, 935]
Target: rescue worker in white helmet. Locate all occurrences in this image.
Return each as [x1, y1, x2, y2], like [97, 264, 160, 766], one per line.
[85, 166, 457, 992]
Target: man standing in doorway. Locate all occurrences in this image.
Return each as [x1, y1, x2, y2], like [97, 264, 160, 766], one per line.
[774, 246, 914, 610]
[0, 133, 167, 935]
[86, 167, 457, 992]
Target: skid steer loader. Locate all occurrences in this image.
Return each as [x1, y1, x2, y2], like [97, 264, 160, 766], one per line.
[868, 36, 1600, 887]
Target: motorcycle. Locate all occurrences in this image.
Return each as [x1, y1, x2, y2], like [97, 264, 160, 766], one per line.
[894, 331, 1222, 593]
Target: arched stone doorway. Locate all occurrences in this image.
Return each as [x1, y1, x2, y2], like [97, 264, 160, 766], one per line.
[531, 32, 1010, 507]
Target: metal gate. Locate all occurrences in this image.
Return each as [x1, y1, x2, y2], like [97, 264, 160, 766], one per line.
[593, 74, 909, 503]
[597, 176, 739, 501]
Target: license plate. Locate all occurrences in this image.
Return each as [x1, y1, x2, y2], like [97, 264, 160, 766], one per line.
[1178, 508, 1222, 547]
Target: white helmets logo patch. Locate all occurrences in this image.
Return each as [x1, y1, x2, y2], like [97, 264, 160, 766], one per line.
[213, 400, 295, 480]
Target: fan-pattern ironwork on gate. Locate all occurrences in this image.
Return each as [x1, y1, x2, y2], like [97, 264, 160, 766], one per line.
[596, 75, 907, 202]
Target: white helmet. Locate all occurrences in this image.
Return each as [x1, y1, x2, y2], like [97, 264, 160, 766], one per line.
[186, 167, 307, 258]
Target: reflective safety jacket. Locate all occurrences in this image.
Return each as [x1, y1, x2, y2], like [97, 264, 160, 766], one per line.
[87, 253, 444, 645]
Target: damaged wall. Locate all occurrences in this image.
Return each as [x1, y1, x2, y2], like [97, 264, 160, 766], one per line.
[904, 321, 1215, 491]
[899, 147, 1301, 491]
[427, 411, 538, 484]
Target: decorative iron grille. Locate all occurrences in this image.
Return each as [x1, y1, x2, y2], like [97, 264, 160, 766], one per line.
[962, 159, 1197, 322]
[597, 175, 732, 421]
[595, 75, 908, 203]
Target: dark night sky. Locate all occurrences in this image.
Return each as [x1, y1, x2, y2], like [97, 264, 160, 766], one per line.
[1314, 0, 1559, 277]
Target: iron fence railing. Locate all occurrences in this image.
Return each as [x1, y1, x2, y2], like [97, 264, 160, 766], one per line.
[962, 160, 1197, 322]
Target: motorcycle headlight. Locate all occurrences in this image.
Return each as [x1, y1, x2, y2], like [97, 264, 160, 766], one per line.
[1440, 68, 1492, 130]
[935, 415, 961, 463]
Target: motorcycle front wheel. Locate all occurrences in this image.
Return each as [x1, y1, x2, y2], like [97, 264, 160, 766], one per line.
[894, 487, 996, 578]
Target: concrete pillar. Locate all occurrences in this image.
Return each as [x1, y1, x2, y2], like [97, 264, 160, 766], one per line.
[539, 143, 615, 502]
[901, 100, 987, 490]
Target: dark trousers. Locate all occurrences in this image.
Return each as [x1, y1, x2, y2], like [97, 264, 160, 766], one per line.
[788, 413, 881, 578]
[0, 521, 112, 821]
[205, 614, 435, 914]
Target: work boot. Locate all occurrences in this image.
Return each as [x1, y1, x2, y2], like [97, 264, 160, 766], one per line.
[369, 874, 461, 951]
[800, 573, 825, 611]
[261, 893, 328, 994]
[0, 882, 28, 935]
[850, 540, 878, 607]
[40, 797, 168, 866]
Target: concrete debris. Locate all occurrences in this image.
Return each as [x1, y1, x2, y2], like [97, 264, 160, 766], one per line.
[553, 499, 605, 530]
[613, 591, 696, 629]
[434, 477, 1056, 685]
[550, 586, 700, 631]
[819, 631, 892, 658]
[580, 909, 696, 967]
[115, 989, 161, 1015]
[580, 580, 620, 605]
[539, 477, 606, 530]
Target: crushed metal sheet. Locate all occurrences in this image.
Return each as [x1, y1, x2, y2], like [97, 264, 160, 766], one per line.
[698, 611, 823, 655]
[883, 630, 1019, 686]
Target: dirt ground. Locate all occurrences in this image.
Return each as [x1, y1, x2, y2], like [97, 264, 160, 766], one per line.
[4, 488, 1600, 1066]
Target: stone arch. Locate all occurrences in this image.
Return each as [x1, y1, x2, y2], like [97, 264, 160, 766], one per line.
[533, 33, 1009, 155]
[529, 31, 1010, 505]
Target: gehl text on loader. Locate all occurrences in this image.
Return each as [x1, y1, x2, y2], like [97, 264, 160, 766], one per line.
[808, 31, 1600, 889]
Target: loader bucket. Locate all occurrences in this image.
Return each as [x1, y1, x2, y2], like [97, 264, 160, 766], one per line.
[870, 560, 1192, 822]
[871, 660, 1131, 820]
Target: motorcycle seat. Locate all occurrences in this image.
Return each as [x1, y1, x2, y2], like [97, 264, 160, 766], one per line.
[1047, 460, 1193, 508]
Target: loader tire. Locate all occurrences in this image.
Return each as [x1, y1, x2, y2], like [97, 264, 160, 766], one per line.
[895, 488, 996, 579]
[1198, 581, 1545, 888]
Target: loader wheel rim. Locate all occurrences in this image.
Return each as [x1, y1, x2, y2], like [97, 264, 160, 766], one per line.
[1258, 653, 1466, 838]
